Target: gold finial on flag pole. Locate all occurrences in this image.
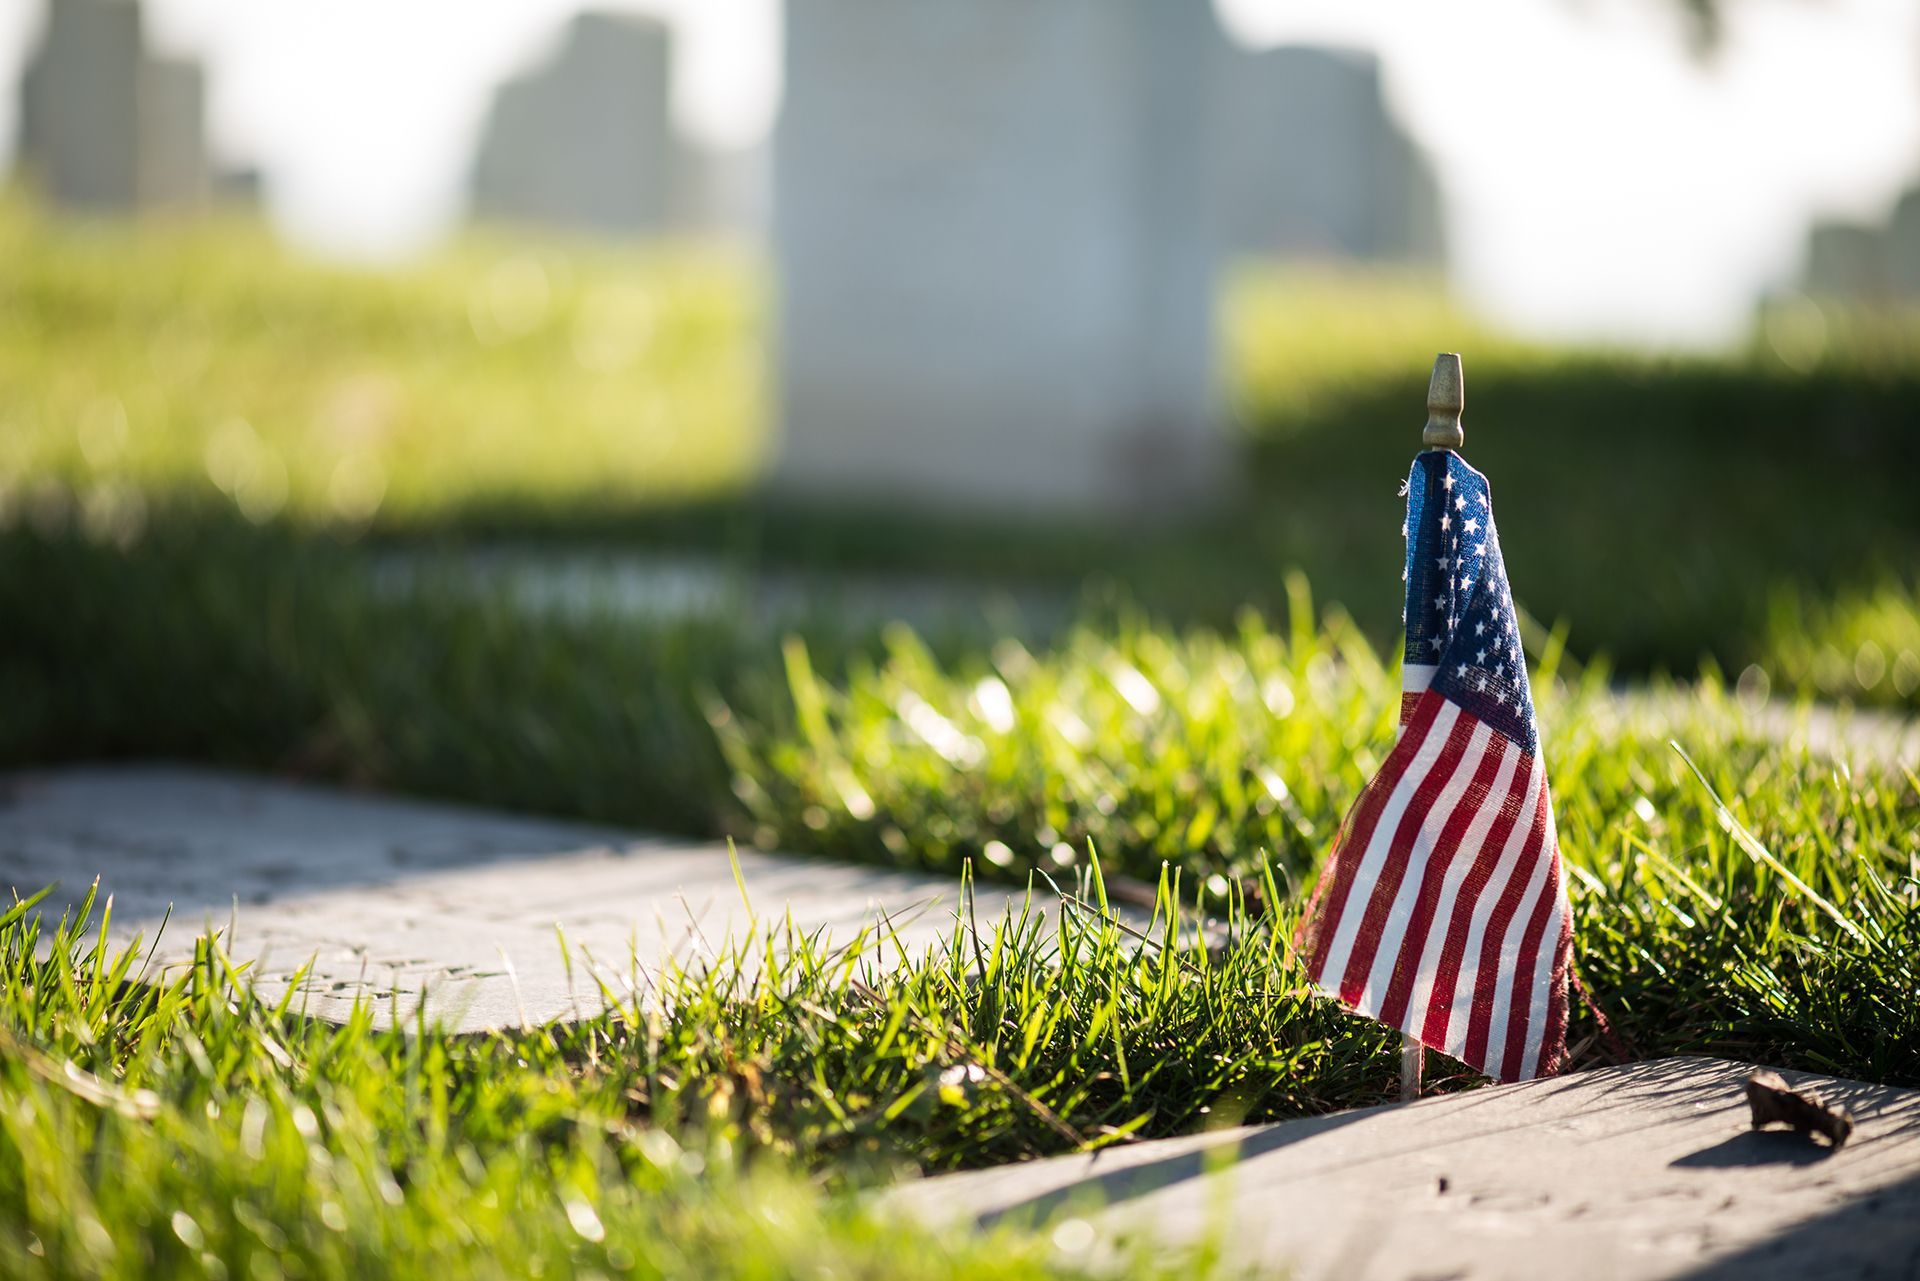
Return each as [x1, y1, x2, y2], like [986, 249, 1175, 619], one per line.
[1422, 352, 1464, 452]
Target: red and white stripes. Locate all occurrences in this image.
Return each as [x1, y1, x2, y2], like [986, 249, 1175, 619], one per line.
[1297, 689, 1573, 1083]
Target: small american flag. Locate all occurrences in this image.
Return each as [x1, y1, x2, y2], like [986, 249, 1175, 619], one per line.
[1296, 448, 1572, 1083]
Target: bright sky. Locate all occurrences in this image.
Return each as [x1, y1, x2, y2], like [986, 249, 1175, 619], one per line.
[1, 0, 1916, 347]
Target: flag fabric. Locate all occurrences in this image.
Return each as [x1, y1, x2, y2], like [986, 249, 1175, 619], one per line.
[1295, 448, 1572, 1083]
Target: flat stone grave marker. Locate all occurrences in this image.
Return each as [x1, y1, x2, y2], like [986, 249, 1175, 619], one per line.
[0, 766, 1099, 1031]
[890, 1056, 1920, 1280]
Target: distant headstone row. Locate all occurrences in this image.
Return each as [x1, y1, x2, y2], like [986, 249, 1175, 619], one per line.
[13, 1, 764, 236]
[17, 0, 1447, 519]
[17, 0, 1440, 263]
[466, 2, 1448, 515]
[772, 0, 1445, 515]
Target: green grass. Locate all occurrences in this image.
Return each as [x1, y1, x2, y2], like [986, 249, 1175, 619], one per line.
[721, 598, 1920, 1086]
[0, 515, 753, 837]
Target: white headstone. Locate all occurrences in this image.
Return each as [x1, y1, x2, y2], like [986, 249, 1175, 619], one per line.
[1883, 186, 1920, 298]
[1802, 220, 1888, 299]
[670, 140, 768, 240]
[22, 0, 138, 211]
[470, 12, 675, 234]
[1214, 45, 1445, 266]
[18, 0, 207, 215]
[774, 0, 1227, 516]
[138, 56, 210, 210]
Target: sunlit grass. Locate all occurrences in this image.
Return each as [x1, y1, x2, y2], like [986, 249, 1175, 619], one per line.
[719, 589, 1920, 1084]
[0, 885, 1247, 1280]
[0, 195, 763, 532]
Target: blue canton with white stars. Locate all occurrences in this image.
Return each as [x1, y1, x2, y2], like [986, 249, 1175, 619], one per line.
[1401, 450, 1538, 754]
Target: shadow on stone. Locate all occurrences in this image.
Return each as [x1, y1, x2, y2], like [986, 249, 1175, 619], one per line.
[976, 1107, 1377, 1231]
[1671, 1130, 1838, 1169]
[1675, 1168, 1920, 1280]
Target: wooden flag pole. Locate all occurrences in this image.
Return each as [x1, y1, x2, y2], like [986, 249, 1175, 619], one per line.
[1400, 352, 1464, 1102]
[1400, 1036, 1425, 1102]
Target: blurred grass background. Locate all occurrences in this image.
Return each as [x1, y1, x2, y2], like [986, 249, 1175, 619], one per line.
[0, 196, 763, 521]
[5, 192, 1917, 706]
[5, 187, 1920, 824]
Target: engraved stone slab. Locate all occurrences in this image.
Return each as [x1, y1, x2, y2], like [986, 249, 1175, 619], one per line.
[0, 766, 1076, 1031]
[890, 1056, 1920, 1280]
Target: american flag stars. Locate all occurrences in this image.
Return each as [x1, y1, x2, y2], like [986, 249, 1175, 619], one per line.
[1400, 450, 1537, 751]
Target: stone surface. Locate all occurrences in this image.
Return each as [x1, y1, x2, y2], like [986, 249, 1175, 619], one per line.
[773, 0, 1226, 516]
[891, 1056, 1920, 1280]
[19, 0, 208, 214]
[1214, 45, 1445, 266]
[470, 11, 675, 234]
[0, 766, 1084, 1031]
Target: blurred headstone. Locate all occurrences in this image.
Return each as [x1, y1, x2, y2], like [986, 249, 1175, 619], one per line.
[1801, 219, 1888, 299]
[470, 11, 676, 235]
[1214, 45, 1445, 266]
[139, 57, 209, 209]
[670, 140, 768, 240]
[212, 165, 265, 207]
[18, 0, 208, 214]
[774, 0, 1227, 516]
[1884, 186, 1920, 298]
